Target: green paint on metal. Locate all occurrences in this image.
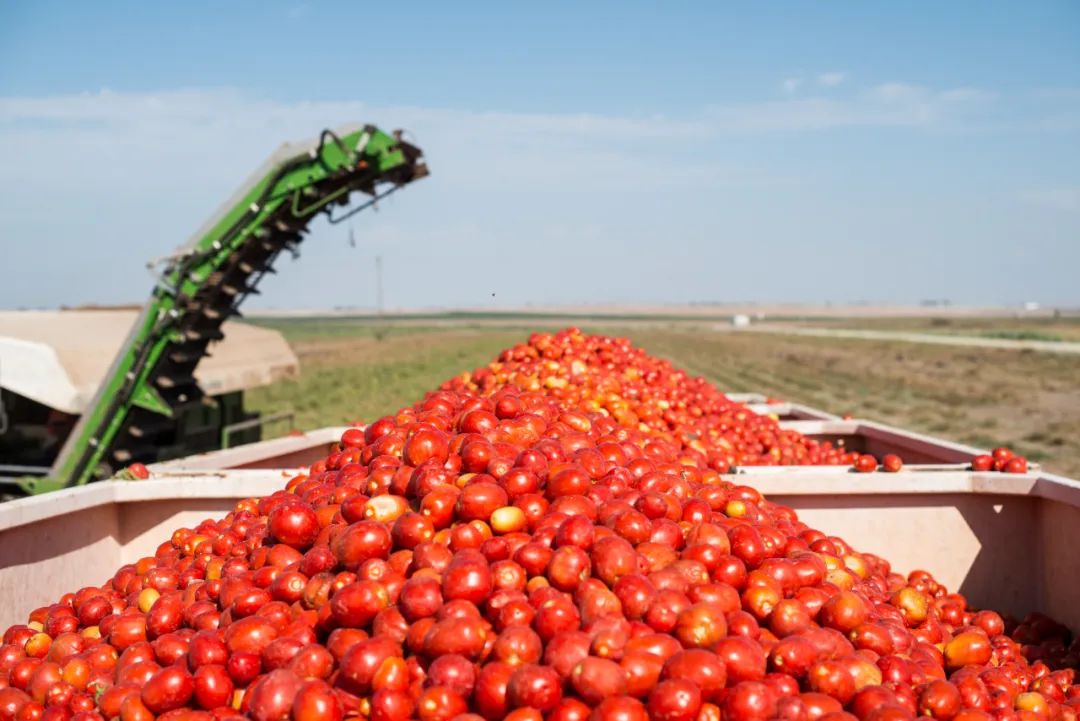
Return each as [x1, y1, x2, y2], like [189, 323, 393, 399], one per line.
[15, 475, 64, 495]
[131, 385, 173, 418]
[43, 125, 427, 491]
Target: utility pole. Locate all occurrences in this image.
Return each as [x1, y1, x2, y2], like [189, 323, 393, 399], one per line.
[375, 255, 384, 316]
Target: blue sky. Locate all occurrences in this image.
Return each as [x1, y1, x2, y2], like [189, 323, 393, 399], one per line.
[1, 1, 1078, 309]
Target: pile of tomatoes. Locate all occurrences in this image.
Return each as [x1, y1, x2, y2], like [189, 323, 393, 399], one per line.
[0, 328, 1071, 721]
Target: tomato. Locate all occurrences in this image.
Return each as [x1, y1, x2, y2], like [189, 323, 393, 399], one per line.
[3, 328, 1073, 721]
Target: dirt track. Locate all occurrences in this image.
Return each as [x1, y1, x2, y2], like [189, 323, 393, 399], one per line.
[727, 326, 1080, 355]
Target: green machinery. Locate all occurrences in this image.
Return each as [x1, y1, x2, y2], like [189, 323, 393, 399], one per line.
[21, 125, 427, 494]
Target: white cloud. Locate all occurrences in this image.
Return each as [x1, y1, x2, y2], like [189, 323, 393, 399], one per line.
[817, 72, 847, 87]
[0, 81, 999, 153]
[0, 83, 1029, 309]
[704, 82, 995, 131]
[0, 84, 1001, 220]
[0, 89, 707, 146]
[1026, 88, 1080, 131]
[1020, 187, 1080, 211]
[866, 82, 926, 103]
[938, 87, 996, 103]
[782, 77, 802, 94]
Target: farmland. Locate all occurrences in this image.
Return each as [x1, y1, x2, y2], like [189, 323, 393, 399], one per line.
[246, 317, 1080, 478]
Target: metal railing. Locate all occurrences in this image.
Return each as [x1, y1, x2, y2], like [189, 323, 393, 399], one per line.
[220, 411, 296, 450]
[0, 464, 51, 476]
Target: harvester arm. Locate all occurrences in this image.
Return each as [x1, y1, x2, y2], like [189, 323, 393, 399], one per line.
[31, 125, 427, 493]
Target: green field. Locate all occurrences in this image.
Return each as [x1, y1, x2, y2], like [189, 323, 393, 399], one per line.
[246, 319, 1080, 478]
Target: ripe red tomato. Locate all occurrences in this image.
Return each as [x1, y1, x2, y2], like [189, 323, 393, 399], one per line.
[267, 502, 320, 549]
[247, 669, 303, 721]
[881, 454, 903, 472]
[192, 665, 232, 710]
[1002, 457, 1028, 474]
[140, 666, 194, 714]
[853, 455, 878, 473]
[126, 463, 150, 480]
[3, 328, 1075, 721]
